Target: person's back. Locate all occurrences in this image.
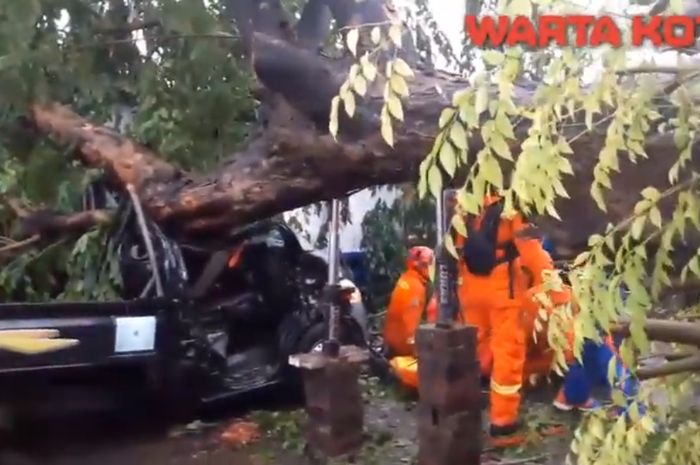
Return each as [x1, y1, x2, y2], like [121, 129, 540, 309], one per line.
[455, 194, 554, 444]
[383, 246, 436, 358]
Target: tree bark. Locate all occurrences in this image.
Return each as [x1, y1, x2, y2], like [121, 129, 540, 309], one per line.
[23, 0, 700, 254]
[637, 354, 700, 380]
[613, 318, 700, 346]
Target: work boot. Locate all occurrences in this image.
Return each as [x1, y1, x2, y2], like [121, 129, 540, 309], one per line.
[489, 421, 526, 448]
[552, 387, 601, 412]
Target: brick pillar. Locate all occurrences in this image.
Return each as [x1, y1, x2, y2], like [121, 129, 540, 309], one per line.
[290, 345, 368, 458]
[416, 324, 482, 465]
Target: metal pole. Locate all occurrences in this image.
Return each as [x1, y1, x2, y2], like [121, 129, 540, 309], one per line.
[127, 184, 164, 297]
[327, 199, 340, 286]
[324, 199, 341, 355]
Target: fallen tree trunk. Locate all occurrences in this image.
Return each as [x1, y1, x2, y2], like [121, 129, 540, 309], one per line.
[21, 0, 700, 255]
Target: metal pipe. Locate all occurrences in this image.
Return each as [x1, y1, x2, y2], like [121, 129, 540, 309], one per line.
[327, 199, 340, 285]
[126, 184, 164, 297]
[327, 199, 341, 345]
[435, 190, 445, 241]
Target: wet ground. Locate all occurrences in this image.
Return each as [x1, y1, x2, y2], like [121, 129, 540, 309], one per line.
[0, 379, 581, 465]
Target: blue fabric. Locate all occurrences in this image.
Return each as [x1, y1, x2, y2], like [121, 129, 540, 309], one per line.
[341, 252, 368, 287]
[541, 236, 555, 256]
[562, 338, 639, 404]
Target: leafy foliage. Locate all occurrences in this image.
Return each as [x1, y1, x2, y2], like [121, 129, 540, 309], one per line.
[0, 0, 258, 301]
[332, 0, 700, 462]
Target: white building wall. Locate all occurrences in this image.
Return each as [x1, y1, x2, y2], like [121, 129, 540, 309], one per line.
[283, 186, 400, 255]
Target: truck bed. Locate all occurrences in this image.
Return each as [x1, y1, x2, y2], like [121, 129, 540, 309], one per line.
[0, 299, 175, 374]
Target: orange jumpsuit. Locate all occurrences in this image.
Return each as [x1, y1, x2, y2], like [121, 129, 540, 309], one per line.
[456, 197, 554, 429]
[383, 247, 437, 388]
[383, 270, 437, 357]
[521, 283, 577, 379]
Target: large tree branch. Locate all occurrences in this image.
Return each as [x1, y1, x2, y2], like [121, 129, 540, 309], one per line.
[24, 0, 700, 257]
[0, 197, 113, 258]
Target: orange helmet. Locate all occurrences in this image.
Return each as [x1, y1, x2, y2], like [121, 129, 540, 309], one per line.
[406, 246, 434, 275]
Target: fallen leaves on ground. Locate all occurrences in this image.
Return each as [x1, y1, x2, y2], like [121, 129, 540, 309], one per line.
[220, 420, 261, 449]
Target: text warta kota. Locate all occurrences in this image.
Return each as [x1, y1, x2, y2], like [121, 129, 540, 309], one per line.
[464, 15, 700, 48]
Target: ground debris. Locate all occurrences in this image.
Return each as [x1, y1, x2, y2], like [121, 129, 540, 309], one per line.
[220, 420, 261, 449]
[168, 419, 220, 438]
[496, 454, 546, 465]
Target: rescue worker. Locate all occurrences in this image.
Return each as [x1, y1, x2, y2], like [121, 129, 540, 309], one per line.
[455, 195, 554, 444]
[383, 246, 437, 388]
[520, 241, 639, 413]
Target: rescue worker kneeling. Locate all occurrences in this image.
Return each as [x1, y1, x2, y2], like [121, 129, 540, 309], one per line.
[382, 246, 437, 389]
[455, 195, 554, 443]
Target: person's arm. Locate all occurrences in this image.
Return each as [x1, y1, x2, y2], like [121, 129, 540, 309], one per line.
[511, 215, 554, 287]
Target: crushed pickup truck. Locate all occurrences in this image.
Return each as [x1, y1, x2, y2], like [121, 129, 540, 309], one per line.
[0, 180, 368, 419]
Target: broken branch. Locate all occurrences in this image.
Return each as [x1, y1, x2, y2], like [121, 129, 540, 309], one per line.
[637, 354, 700, 380]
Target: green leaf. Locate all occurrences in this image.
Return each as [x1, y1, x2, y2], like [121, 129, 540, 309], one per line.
[388, 95, 404, 121]
[329, 96, 340, 137]
[439, 108, 456, 129]
[611, 389, 626, 407]
[390, 74, 409, 97]
[445, 233, 458, 258]
[482, 50, 505, 66]
[591, 184, 607, 212]
[475, 85, 489, 116]
[607, 357, 618, 387]
[360, 54, 377, 81]
[392, 58, 414, 78]
[481, 151, 503, 188]
[631, 216, 646, 240]
[451, 214, 468, 237]
[371, 27, 382, 44]
[341, 90, 355, 117]
[489, 132, 512, 160]
[439, 142, 457, 177]
[389, 25, 403, 47]
[380, 107, 394, 147]
[558, 138, 574, 154]
[649, 207, 662, 228]
[353, 75, 367, 96]
[346, 28, 359, 56]
[427, 165, 443, 198]
[495, 111, 515, 139]
[690, 255, 700, 277]
[449, 123, 468, 150]
[641, 187, 660, 202]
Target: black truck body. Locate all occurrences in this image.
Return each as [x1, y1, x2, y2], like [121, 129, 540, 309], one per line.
[0, 182, 367, 417]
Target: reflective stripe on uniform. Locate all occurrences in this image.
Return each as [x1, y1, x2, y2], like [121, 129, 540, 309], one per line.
[491, 380, 522, 396]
